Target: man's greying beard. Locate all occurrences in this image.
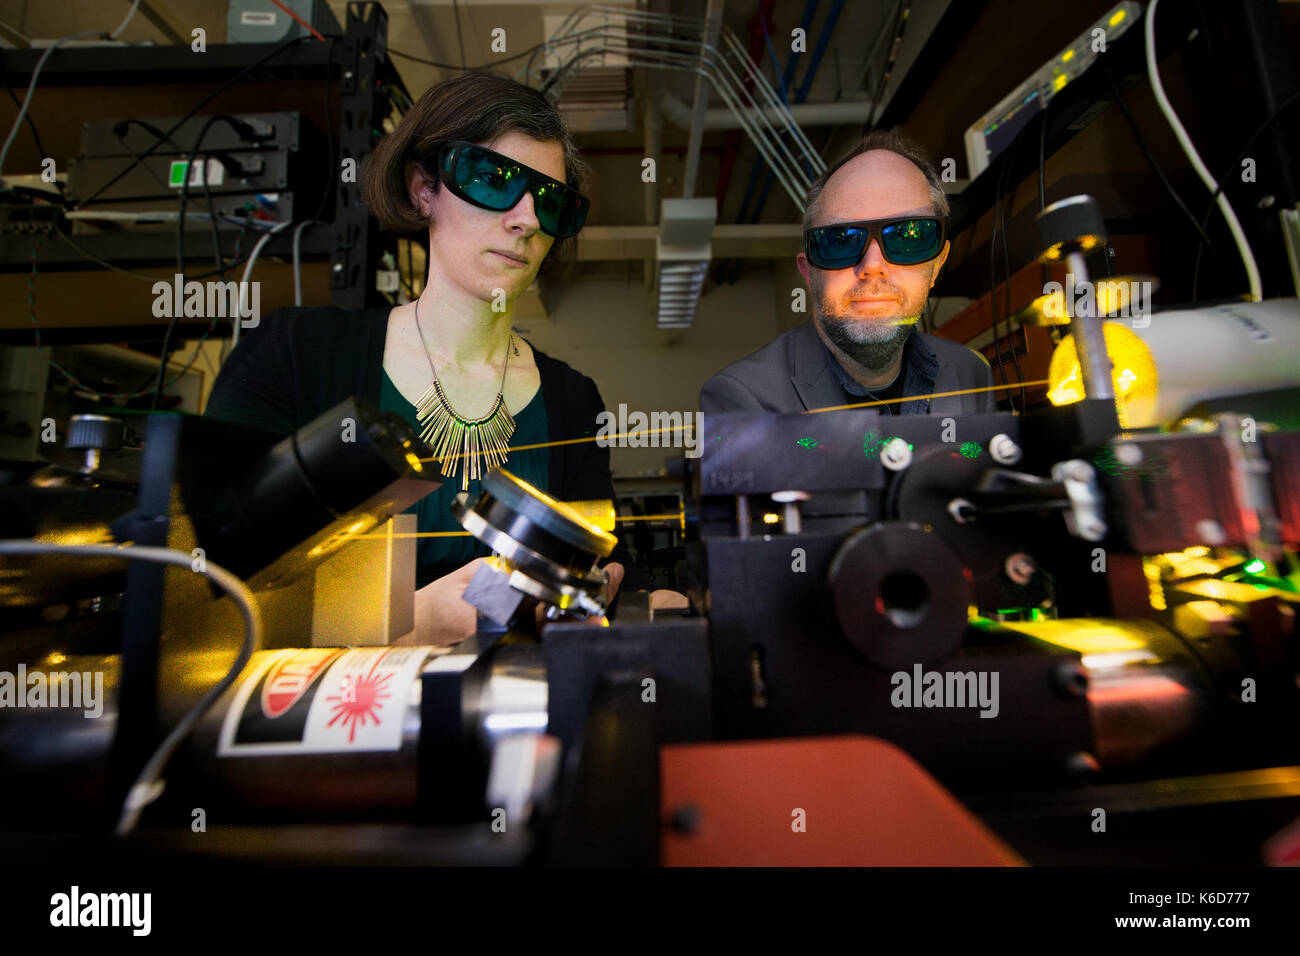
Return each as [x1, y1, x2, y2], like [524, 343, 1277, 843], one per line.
[814, 278, 921, 373]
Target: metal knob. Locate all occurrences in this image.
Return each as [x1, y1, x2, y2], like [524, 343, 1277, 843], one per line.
[66, 414, 124, 472]
[1035, 195, 1107, 264]
[1035, 195, 1114, 402]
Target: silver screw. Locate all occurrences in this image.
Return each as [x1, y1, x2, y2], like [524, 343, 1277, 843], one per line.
[1082, 520, 1107, 540]
[989, 433, 1022, 465]
[948, 498, 974, 524]
[1069, 461, 1095, 483]
[1066, 751, 1101, 778]
[1115, 443, 1143, 466]
[880, 438, 912, 471]
[1196, 519, 1226, 546]
[1005, 552, 1037, 585]
[771, 490, 810, 503]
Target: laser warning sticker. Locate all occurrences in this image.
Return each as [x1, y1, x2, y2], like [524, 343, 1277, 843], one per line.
[218, 647, 432, 756]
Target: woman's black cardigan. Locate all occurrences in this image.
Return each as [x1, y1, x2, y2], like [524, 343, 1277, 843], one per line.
[204, 306, 648, 587]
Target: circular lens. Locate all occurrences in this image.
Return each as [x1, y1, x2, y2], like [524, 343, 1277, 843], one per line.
[457, 148, 526, 210]
[881, 219, 941, 264]
[534, 182, 565, 234]
[539, 186, 587, 238]
[812, 226, 867, 269]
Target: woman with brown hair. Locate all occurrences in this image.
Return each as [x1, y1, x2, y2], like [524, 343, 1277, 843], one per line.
[207, 71, 654, 643]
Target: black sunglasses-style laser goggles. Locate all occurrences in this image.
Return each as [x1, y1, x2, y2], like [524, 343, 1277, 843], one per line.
[426, 140, 590, 239]
[803, 216, 947, 269]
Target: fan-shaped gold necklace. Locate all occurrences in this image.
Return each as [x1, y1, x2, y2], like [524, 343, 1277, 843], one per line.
[411, 298, 516, 491]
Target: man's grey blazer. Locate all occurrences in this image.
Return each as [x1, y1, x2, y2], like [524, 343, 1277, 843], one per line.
[699, 320, 998, 415]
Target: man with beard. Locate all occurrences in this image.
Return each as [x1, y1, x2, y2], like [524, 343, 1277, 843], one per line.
[700, 130, 996, 416]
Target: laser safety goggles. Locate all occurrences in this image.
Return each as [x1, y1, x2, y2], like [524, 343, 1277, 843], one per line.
[429, 140, 591, 238]
[803, 216, 947, 269]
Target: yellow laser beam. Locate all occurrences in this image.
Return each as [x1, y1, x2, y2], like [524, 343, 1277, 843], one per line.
[352, 531, 474, 539]
[809, 379, 1051, 415]
[404, 380, 1039, 464]
[354, 513, 686, 539]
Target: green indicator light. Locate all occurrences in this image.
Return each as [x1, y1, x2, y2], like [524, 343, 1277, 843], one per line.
[959, 441, 981, 459]
[796, 437, 818, 449]
[863, 431, 882, 459]
[1244, 559, 1266, 574]
[169, 160, 188, 187]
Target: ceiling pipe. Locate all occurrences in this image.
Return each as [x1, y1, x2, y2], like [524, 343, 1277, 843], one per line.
[643, 79, 662, 289]
[747, 0, 850, 219]
[682, 0, 726, 197]
[724, 0, 847, 284]
[525, 6, 825, 207]
[714, 0, 784, 215]
[660, 89, 873, 131]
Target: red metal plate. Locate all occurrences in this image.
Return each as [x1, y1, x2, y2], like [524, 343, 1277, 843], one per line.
[661, 735, 1023, 866]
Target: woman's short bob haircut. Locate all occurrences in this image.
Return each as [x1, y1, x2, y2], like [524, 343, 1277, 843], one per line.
[363, 71, 589, 277]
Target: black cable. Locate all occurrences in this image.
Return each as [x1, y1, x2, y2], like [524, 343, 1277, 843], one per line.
[388, 40, 550, 71]
[117, 139, 171, 193]
[201, 152, 226, 282]
[55, 228, 270, 283]
[1, 56, 49, 166]
[113, 120, 241, 225]
[27, 236, 202, 404]
[176, 114, 247, 288]
[998, 154, 1030, 413]
[1097, 52, 1220, 258]
[992, 123, 1036, 413]
[452, 0, 468, 70]
[160, 114, 254, 410]
[1191, 87, 1300, 301]
[987, 141, 1017, 412]
[53, 232, 152, 281]
[1037, 106, 1048, 211]
[113, 118, 182, 151]
[4, 183, 68, 206]
[312, 36, 339, 226]
[78, 34, 325, 208]
[863, 0, 909, 134]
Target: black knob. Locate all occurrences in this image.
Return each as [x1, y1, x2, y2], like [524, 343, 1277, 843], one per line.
[66, 414, 124, 452]
[1036, 195, 1107, 262]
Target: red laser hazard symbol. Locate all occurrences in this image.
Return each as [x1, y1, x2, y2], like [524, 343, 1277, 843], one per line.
[324, 660, 394, 742]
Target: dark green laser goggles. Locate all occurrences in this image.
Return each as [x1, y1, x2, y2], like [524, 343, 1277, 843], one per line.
[804, 216, 947, 269]
[432, 140, 590, 239]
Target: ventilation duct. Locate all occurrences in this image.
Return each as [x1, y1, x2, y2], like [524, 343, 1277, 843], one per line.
[656, 198, 716, 330]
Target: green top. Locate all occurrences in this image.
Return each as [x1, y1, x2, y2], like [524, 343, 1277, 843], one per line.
[380, 368, 549, 586]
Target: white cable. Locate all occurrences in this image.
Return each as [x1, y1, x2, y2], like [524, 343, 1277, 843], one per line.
[292, 219, 321, 305]
[234, 219, 292, 348]
[0, 540, 261, 836]
[1145, 0, 1261, 302]
[0, 0, 144, 184]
